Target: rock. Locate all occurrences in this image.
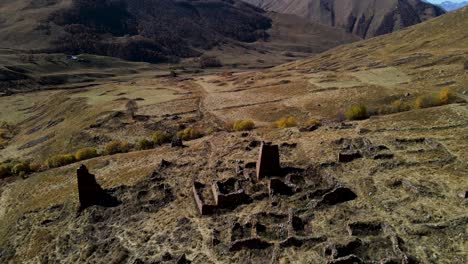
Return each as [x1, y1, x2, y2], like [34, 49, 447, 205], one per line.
[161, 252, 172, 261]
[338, 151, 362, 163]
[246, 140, 260, 150]
[268, 178, 293, 196]
[327, 254, 363, 264]
[372, 153, 394, 160]
[458, 190, 468, 198]
[229, 237, 272, 251]
[299, 124, 319, 132]
[324, 238, 362, 259]
[320, 186, 357, 206]
[171, 136, 183, 147]
[176, 254, 191, 264]
[355, 128, 370, 135]
[280, 142, 297, 148]
[159, 159, 172, 169]
[347, 221, 383, 236]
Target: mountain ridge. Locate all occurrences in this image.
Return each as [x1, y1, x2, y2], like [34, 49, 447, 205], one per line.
[242, 0, 445, 38]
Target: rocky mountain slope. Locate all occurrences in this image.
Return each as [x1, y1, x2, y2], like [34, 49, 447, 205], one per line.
[0, 0, 357, 64]
[243, 0, 445, 38]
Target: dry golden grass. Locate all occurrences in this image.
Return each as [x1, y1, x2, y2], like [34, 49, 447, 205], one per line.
[273, 116, 297, 128]
[232, 120, 255, 131]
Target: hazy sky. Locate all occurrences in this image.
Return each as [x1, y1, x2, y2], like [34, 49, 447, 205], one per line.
[426, 0, 467, 3]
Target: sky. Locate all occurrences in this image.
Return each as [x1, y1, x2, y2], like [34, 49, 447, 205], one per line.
[425, 0, 467, 3]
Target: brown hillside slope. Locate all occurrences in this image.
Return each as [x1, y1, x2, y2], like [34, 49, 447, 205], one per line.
[243, 0, 445, 38]
[0, 6, 466, 264]
[0, 0, 358, 65]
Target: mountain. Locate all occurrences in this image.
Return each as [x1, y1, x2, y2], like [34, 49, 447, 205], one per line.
[0, 0, 358, 64]
[1, 5, 467, 264]
[437, 1, 468, 11]
[242, 0, 445, 38]
[0, 0, 272, 62]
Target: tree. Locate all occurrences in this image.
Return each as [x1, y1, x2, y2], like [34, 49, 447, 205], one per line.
[126, 99, 138, 118]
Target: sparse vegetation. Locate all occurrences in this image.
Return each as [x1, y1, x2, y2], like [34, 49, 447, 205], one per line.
[105, 140, 131, 155]
[232, 120, 255, 131]
[152, 131, 171, 145]
[414, 95, 439, 109]
[438, 87, 451, 105]
[46, 154, 76, 168]
[274, 116, 297, 128]
[126, 99, 138, 118]
[0, 121, 16, 148]
[75, 147, 99, 161]
[12, 162, 30, 176]
[177, 127, 203, 141]
[136, 138, 154, 150]
[345, 105, 368, 120]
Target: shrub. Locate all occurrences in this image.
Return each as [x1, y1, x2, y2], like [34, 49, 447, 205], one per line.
[274, 116, 297, 128]
[46, 154, 76, 168]
[414, 95, 438, 109]
[345, 105, 368, 120]
[438, 87, 451, 105]
[75, 147, 99, 161]
[232, 120, 255, 131]
[177, 127, 202, 141]
[391, 99, 412, 112]
[152, 131, 171, 145]
[105, 140, 130, 155]
[12, 162, 30, 176]
[136, 138, 154, 150]
[199, 55, 222, 68]
[29, 161, 43, 172]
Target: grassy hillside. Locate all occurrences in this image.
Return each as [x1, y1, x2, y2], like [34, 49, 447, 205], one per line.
[0, 6, 466, 264]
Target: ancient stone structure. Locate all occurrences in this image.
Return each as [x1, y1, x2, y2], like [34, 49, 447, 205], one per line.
[211, 177, 251, 209]
[347, 221, 383, 236]
[77, 164, 104, 211]
[268, 178, 293, 196]
[192, 181, 216, 215]
[256, 142, 281, 180]
[338, 151, 362, 163]
[319, 186, 357, 206]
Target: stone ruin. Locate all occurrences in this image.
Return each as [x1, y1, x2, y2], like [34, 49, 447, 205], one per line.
[77, 164, 103, 210]
[335, 137, 394, 163]
[192, 177, 252, 215]
[256, 142, 281, 180]
[77, 164, 119, 211]
[189, 140, 420, 261]
[212, 178, 251, 209]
